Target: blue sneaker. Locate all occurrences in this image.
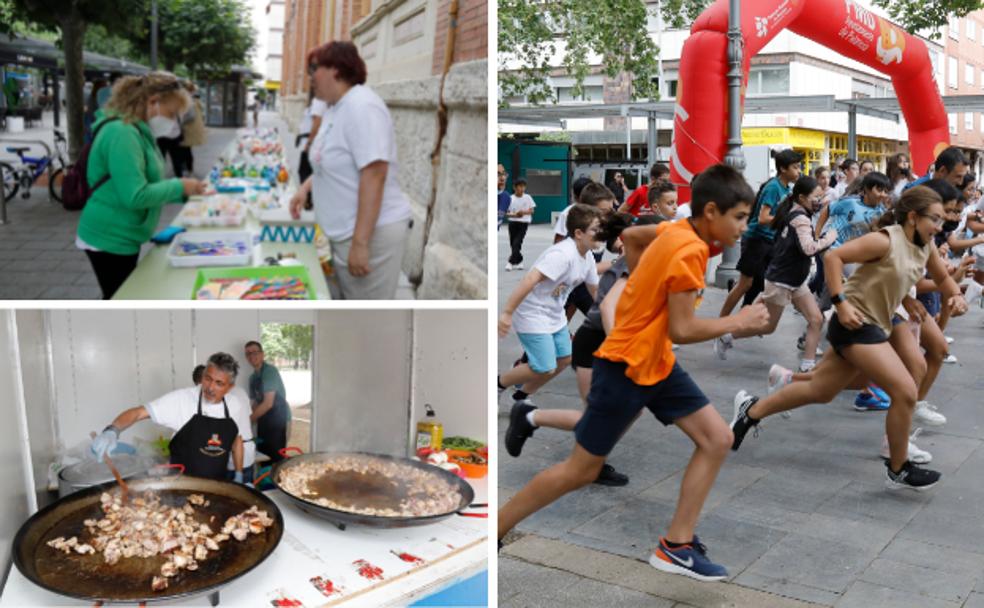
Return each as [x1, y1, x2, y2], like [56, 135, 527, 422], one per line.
[868, 383, 891, 404]
[649, 536, 728, 581]
[854, 392, 889, 411]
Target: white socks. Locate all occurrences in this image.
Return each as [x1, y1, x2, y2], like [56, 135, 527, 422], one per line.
[526, 410, 538, 427]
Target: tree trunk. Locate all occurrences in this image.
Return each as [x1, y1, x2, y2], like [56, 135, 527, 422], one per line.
[60, 8, 87, 163]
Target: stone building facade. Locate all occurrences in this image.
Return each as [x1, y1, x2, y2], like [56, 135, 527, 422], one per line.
[279, 0, 488, 299]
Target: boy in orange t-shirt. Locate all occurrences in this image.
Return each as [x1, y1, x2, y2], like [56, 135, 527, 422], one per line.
[498, 164, 770, 581]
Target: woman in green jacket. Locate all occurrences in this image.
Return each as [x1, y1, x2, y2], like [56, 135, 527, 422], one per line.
[76, 71, 207, 299]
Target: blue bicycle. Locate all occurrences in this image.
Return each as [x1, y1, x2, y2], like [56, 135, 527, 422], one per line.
[0, 128, 68, 203]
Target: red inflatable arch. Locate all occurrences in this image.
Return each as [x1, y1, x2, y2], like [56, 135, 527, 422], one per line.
[670, 0, 949, 202]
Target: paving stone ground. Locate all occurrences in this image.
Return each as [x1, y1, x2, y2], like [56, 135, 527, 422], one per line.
[498, 223, 984, 608]
[0, 110, 415, 300]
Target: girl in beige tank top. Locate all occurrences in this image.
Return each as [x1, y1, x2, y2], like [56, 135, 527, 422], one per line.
[730, 186, 970, 492]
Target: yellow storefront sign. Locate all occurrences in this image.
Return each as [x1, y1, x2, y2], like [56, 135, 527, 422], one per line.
[741, 127, 826, 149]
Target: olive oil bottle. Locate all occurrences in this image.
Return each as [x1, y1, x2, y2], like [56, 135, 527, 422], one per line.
[416, 404, 444, 451]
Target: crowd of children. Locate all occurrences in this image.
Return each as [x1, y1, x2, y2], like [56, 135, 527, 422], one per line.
[498, 149, 983, 582]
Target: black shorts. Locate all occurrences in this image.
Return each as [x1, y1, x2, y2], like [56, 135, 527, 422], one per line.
[736, 236, 774, 278]
[574, 358, 709, 456]
[571, 325, 606, 369]
[826, 312, 888, 357]
[566, 283, 594, 316]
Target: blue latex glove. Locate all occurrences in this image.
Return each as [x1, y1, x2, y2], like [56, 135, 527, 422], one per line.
[91, 428, 118, 461]
[233, 470, 244, 484]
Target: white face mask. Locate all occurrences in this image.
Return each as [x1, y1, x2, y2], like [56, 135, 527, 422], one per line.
[148, 103, 181, 138]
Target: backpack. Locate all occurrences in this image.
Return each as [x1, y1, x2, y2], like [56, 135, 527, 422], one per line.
[61, 116, 120, 211]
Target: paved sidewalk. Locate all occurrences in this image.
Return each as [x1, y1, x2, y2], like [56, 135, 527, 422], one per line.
[0, 111, 239, 299]
[497, 223, 984, 608]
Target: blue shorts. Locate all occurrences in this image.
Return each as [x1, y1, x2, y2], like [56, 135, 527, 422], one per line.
[917, 291, 941, 317]
[574, 358, 709, 456]
[517, 328, 572, 373]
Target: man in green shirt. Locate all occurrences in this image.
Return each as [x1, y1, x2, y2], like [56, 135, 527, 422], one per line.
[245, 341, 291, 462]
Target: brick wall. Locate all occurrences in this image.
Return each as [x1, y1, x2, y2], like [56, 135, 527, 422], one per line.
[431, 0, 487, 75]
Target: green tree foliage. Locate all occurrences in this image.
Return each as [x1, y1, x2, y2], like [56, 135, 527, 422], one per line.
[84, 24, 147, 65]
[871, 0, 982, 38]
[500, 0, 982, 107]
[126, 0, 256, 78]
[499, 0, 662, 106]
[6, 0, 146, 160]
[259, 324, 313, 370]
[657, 0, 712, 29]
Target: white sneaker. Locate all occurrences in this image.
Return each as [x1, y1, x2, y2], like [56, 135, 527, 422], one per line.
[881, 429, 932, 464]
[504, 263, 514, 271]
[965, 280, 983, 307]
[943, 354, 958, 364]
[767, 364, 793, 395]
[515, 263, 524, 270]
[671, 344, 680, 351]
[798, 360, 816, 373]
[914, 401, 946, 426]
[944, 336, 954, 345]
[713, 335, 733, 360]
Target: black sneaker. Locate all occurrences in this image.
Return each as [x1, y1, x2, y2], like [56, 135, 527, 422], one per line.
[730, 390, 760, 451]
[593, 463, 629, 486]
[504, 400, 537, 457]
[885, 460, 941, 492]
[796, 333, 807, 351]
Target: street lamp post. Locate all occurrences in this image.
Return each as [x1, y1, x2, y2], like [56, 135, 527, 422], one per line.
[716, 0, 745, 288]
[150, 0, 159, 70]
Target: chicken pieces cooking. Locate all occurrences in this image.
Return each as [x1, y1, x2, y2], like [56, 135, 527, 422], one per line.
[45, 491, 275, 592]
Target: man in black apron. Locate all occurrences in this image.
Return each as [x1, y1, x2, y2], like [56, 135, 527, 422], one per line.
[91, 352, 248, 482]
[245, 341, 291, 463]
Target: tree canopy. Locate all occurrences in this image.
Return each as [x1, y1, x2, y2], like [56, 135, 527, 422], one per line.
[259, 324, 314, 370]
[125, 0, 256, 78]
[500, 0, 984, 106]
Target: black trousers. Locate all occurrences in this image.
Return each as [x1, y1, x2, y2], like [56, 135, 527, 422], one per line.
[256, 414, 288, 463]
[85, 250, 138, 299]
[173, 145, 193, 177]
[508, 222, 529, 265]
[156, 136, 186, 177]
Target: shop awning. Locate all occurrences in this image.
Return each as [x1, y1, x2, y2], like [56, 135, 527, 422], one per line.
[0, 34, 150, 76]
[0, 34, 60, 70]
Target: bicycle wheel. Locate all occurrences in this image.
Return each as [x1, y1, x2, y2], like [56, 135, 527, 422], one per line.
[48, 166, 65, 203]
[0, 162, 19, 202]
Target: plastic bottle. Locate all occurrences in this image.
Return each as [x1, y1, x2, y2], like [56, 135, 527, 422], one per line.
[415, 404, 443, 451]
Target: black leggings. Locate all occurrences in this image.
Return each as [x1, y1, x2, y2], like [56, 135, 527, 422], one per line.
[85, 250, 138, 299]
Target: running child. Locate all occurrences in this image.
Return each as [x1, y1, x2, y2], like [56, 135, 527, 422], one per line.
[713, 176, 837, 371]
[730, 186, 970, 491]
[719, 149, 802, 321]
[498, 164, 771, 581]
[497, 204, 603, 415]
[505, 213, 657, 487]
[618, 163, 669, 217]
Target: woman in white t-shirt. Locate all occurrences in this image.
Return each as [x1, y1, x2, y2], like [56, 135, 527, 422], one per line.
[290, 42, 412, 300]
[296, 90, 328, 187]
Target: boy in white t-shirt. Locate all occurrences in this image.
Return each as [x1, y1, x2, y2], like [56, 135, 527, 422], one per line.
[506, 178, 536, 270]
[497, 204, 604, 419]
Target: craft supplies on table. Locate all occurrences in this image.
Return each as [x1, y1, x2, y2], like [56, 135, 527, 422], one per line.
[177, 196, 247, 228]
[166, 231, 255, 268]
[192, 266, 316, 300]
[215, 177, 272, 193]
